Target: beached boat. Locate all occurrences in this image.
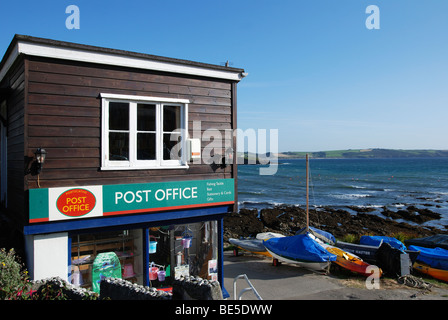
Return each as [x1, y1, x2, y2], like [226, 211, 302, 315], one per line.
[360, 235, 407, 252]
[408, 245, 448, 271]
[256, 232, 285, 240]
[263, 154, 336, 272]
[264, 233, 337, 272]
[334, 240, 379, 264]
[229, 238, 271, 257]
[296, 226, 336, 245]
[412, 261, 448, 283]
[320, 243, 382, 277]
[229, 233, 284, 257]
[405, 234, 448, 250]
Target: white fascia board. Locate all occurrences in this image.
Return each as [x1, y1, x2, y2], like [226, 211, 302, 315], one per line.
[15, 41, 243, 81]
[100, 93, 190, 104]
[0, 44, 19, 83]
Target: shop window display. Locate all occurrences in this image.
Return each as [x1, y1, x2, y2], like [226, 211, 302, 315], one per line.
[70, 220, 218, 292]
[70, 229, 143, 289]
[147, 220, 218, 288]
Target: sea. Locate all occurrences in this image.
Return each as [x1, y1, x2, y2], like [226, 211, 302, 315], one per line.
[237, 157, 448, 230]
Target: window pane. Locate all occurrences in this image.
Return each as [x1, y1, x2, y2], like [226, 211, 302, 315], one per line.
[109, 132, 129, 160]
[109, 102, 129, 130]
[137, 104, 156, 131]
[137, 133, 156, 160]
[71, 229, 143, 290]
[163, 133, 181, 160]
[163, 105, 181, 132]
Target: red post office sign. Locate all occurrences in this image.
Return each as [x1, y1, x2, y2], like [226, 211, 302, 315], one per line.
[56, 188, 96, 217]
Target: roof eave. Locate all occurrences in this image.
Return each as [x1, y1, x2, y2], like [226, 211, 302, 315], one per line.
[0, 34, 247, 83]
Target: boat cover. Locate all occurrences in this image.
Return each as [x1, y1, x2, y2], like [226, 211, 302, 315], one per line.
[360, 236, 407, 252]
[264, 233, 336, 263]
[256, 232, 285, 240]
[295, 226, 336, 245]
[408, 245, 448, 270]
[405, 234, 448, 250]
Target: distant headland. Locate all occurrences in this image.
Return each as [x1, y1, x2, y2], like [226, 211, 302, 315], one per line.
[238, 148, 448, 162]
[279, 148, 448, 159]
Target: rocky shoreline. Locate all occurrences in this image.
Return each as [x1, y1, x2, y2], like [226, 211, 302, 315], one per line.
[223, 204, 448, 244]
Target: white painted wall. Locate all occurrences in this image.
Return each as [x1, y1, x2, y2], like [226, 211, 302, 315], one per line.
[26, 232, 69, 281]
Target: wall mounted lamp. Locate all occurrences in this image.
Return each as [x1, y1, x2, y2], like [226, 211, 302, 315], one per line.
[25, 148, 47, 176]
[34, 148, 47, 174]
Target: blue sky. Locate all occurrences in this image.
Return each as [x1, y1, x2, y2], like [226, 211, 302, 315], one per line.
[1, 0, 447, 152]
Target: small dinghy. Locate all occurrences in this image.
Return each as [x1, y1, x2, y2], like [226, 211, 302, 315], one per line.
[320, 243, 382, 277]
[360, 235, 407, 252]
[295, 226, 336, 245]
[263, 233, 336, 272]
[263, 155, 336, 272]
[413, 261, 448, 283]
[230, 238, 271, 257]
[334, 241, 379, 264]
[405, 234, 448, 250]
[409, 237, 448, 282]
[229, 232, 284, 257]
[408, 245, 448, 271]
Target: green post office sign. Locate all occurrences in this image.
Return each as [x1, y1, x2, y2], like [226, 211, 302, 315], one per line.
[29, 179, 234, 223]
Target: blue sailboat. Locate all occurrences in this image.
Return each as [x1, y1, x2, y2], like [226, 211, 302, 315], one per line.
[264, 233, 336, 271]
[263, 155, 336, 272]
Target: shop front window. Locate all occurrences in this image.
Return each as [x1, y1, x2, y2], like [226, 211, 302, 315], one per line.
[70, 229, 143, 291]
[148, 221, 218, 287]
[69, 221, 218, 292]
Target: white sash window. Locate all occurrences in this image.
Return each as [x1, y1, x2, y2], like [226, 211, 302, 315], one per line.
[101, 94, 189, 170]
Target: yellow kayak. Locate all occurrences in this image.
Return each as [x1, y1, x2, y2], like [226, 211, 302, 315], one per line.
[323, 244, 382, 277]
[413, 262, 448, 282]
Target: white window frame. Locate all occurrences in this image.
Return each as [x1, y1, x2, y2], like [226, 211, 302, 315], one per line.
[100, 93, 189, 170]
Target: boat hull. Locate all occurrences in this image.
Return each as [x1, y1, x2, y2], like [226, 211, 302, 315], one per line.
[405, 234, 448, 250]
[335, 241, 378, 264]
[408, 245, 448, 270]
[230, 234, 286, 257]
[263, 233, 336, 272]
[229, 238, 272, 257]
[413, 262, 448, 282]
[265, 247, 331, 272]
[323, 244, 382, 277]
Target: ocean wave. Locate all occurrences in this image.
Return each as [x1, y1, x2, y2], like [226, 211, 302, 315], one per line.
[347, 185, 367, 189]
[390, 203, 406, 207]
[331, 193, 372, 200]
[429, 191, 448, 195]
[238, 191, 265, 196]
[353, 204, 383, 209]
[238, 200, 298, 208]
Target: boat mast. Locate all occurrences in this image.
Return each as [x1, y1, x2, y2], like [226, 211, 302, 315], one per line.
[306, 153, 309, 231]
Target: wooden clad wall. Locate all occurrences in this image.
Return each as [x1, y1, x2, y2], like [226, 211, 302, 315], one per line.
[0, 58, 26, 224]
[25, 56, 236, 190]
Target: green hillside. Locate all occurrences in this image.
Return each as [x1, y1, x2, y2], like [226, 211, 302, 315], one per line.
[279, 148, 448, 159]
